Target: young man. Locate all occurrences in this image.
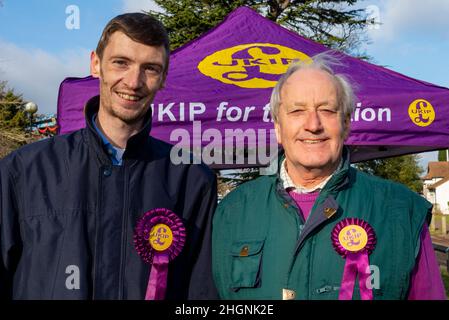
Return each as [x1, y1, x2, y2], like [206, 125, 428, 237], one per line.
[213, 53, 445, 300]
[0, 13, 218, 300]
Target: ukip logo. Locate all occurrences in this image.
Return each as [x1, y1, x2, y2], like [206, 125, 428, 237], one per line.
[408, 98, 435, 127]
[197, 43, 312, 88]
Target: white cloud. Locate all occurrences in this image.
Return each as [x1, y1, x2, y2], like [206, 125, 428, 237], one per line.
[367, 0, 449, 42]
[0, 39, 90, 114]
[122, 0, 163, 13]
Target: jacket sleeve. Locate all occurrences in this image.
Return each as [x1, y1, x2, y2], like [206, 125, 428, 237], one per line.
[187, 172, 219, 299]
[0, 156, 22, 299]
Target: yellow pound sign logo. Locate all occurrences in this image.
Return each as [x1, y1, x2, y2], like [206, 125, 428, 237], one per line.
[408, 99, 435, 127]
[338, 225, 368, 252]
[197, 43, 312, 88]
[149, 224, 173, 252]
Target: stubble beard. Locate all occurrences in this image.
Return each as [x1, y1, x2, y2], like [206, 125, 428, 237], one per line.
[100, 80, 153, 126]
[109, 101, 150, 126]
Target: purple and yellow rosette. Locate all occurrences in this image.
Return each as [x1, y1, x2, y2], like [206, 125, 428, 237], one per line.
[134, 208, 186, 300]
[331, 218, 376, 300]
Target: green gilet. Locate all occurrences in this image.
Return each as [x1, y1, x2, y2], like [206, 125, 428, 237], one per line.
[212, 152, 431, 300]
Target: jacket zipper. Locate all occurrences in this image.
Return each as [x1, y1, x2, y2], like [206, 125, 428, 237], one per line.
[92, 166, 106, 299]
[307, 236, 317, 299]
[283, 203, 303, 295]
[118, 163, 130, 299]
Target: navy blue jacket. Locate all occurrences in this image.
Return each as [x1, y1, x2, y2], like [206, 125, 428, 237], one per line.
[0, 96, 218, 299]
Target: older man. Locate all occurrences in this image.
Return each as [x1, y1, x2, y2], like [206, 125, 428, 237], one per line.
[0, 13, 217, 299]
[212, 53, 445, 300]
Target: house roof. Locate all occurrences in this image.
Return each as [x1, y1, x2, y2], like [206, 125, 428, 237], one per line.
[422, 161, 449, 180]
[428, 176, 449, 189]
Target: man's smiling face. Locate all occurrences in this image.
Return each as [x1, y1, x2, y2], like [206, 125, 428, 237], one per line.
[90, 31, 166, 126]
[275, 68, 349, 176]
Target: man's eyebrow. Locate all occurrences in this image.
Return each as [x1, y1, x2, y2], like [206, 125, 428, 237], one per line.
[142, 62, 163, 68]
[108, 56, 163, 68]
[109, 55, 131, 61]
[292, 101, 335, 107]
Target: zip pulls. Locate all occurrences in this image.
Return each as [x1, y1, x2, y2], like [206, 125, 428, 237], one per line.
[315, 285, 384, 297]
[316, 285, 340, 294]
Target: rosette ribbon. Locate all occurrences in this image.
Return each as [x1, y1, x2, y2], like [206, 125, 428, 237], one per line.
[331, 218, 376, 300]
[134, 208, 186, 300]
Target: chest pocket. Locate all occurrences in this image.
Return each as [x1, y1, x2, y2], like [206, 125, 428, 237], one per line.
[230, 239, 265, 290]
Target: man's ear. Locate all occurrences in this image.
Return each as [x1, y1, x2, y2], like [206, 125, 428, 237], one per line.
[342, 115, 351, 140]
[274, 120, 282, 145]
[90, 51, 100, 78]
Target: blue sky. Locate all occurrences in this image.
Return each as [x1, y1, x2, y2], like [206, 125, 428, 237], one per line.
[0, 0, 160, 117]
[0, 1, 120, 53]
[0, 0, 447, 166]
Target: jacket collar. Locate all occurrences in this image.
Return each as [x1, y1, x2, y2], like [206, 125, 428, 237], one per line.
[274, 148, 351, 254]
[84, 95, 153, 163]
[321, 146, 351, 193]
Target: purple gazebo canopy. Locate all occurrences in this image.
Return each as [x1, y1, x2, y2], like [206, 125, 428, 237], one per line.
[57, 6, 449, 168]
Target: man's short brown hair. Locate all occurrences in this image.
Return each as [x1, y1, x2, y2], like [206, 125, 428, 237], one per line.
[95, 13, 170, 71]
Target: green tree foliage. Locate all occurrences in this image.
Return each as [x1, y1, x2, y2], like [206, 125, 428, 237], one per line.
[0, 81, 30, 158]
[150, 0, 369, 54]
[355, 155, 424, 193]
[438, 149, 448, 162]
[0, 81, 28, 129]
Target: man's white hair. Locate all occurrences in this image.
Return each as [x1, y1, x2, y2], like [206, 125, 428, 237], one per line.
[270, 51, 355, 127]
